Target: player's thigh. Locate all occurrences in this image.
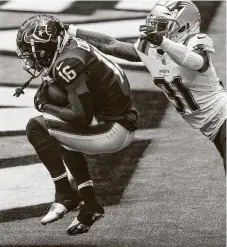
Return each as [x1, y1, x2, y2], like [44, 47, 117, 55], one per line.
[43, 116, 134, 154]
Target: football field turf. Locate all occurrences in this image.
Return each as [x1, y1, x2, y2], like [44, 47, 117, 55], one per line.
[0, 1, 226, 246]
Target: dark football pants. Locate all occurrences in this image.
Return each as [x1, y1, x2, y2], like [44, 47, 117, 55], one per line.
[213, 120, 226, 171]
[41, 113, 135, 154]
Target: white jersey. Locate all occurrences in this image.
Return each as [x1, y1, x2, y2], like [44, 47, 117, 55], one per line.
[134, 34, 227, 140]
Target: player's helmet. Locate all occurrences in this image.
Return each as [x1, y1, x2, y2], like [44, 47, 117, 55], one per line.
[142, 0, 201, 43]
[16, 15, 67, 77]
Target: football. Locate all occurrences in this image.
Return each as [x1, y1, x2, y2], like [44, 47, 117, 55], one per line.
[47, 84, 68, 106]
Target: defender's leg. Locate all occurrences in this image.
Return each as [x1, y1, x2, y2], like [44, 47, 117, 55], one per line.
[213, 120, 226, 172]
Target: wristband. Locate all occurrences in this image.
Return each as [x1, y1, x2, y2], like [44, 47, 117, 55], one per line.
[160, 37, 171, 51]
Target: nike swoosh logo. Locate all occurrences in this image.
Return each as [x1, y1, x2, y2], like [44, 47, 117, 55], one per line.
[56, 61, 64, 70]
[197, 35, 206, 39]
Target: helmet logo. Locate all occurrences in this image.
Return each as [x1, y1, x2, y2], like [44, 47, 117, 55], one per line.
[24, 19, 51, 44]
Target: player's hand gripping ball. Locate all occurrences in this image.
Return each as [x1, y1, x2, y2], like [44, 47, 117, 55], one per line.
[34, 82, 49, 112]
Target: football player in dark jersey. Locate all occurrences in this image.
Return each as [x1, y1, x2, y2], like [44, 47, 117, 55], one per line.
[15, 15, 139, 235]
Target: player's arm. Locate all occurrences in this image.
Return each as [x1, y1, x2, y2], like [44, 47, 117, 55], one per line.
[159, 36, 209, 72]
[34, 82, 79, 123]
[43, 58, 93, 127]
[159, 33, 215, 73]
[42, 103, 88, 126]
[66, 24, 141, 62]
[65, 72, 93, 127]
[140, 26, 212, 72]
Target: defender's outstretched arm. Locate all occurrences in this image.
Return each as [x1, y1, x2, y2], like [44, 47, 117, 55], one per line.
[160, 37, 209, 72]
[66, 25, 141, 62]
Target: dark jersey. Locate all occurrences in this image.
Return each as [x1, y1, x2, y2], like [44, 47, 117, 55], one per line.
[52, 37, 139, 131]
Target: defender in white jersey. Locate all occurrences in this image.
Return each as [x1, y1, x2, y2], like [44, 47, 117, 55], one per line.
[66, 0, 226, 172]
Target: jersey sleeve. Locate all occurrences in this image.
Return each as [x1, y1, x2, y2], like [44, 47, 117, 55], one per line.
[185, 33, 215, 54]
[54, 57, 90, 98]
[54, 57, 86, 85]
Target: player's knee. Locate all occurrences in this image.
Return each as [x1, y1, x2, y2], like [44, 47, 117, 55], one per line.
[26, 118, 48, 144]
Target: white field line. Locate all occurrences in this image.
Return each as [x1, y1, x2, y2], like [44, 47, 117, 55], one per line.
[0, 163, 54, 210]
[0, 87, 36, 107]
[0, 0, 75, 12]
[0, 108, 39, 132]
[115, 0, 157, 11]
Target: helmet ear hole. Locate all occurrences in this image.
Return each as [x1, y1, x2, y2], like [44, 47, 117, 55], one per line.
[178, 25, 186, 33]
[178, 23, 189, 33]
[40, 51, 45, 57]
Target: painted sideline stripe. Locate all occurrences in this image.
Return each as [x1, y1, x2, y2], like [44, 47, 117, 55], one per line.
[0, 87, 36, 107]
[0, 108, 39, 132]
[0, 0, 74, 12]
[0, 135, 35, 160]
[0, 163, 54, 210]
[0, 19, 144, 52]
[115, 0, 156, 11]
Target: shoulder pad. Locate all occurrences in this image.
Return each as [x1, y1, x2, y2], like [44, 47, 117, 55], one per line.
[184, 33, 215, 53]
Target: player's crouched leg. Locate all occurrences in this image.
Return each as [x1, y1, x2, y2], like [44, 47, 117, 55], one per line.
[26, 116, 83, 224]
[213, 120, 226, 172]
[43, 119, 135, 235]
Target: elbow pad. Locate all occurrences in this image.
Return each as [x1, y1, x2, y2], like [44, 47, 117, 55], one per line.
[160, 37, 204, 70]
[181, 51, 204, 70]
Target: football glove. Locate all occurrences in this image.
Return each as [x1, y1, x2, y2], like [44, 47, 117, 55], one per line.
[34, 82, 49, 112]
[139, 25, 166, 46]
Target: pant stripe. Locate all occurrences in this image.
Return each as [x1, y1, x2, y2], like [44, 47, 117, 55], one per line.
[78, 180, 93, 190]
[46, 119, 115, 136]
[52, 172, 68, 182]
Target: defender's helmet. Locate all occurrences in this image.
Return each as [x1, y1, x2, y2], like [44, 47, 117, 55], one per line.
[141, 0, 201, 43]
[16, 15, 66, 77]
